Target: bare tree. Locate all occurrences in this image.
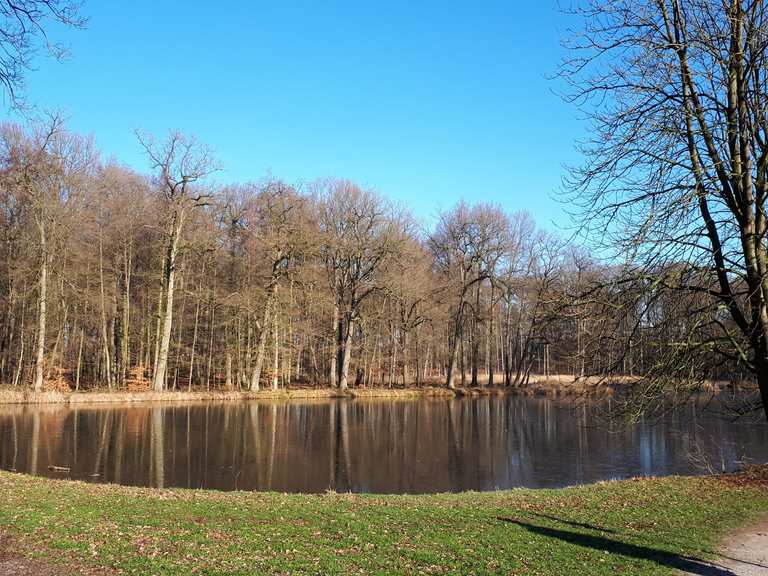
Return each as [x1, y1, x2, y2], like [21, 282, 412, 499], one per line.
[0, 0, 85, 106]
[562, 0, 768, 420]
[138, 131, 216, 392]
[429, 202, 509, 389]
[319, 181, 400, 389]
[245, 180, 310, 391]
[0, 117, 93, 391]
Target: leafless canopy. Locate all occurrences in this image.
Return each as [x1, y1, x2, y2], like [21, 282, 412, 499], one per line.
[561, 0, 768, 420]
[0, 0, 85, 106]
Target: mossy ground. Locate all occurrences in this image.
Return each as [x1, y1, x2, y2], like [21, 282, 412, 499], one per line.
[0, 470, 766, 575]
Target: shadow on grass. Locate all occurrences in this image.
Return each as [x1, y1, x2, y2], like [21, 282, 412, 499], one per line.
[498, 517, 735, 576]
[525, 512, 617, 533]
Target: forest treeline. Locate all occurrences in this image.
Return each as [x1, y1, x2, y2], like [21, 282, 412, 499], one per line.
[0, 119, 735, 394]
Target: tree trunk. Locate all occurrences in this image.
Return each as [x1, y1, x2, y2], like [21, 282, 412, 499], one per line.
[446, 305, 462, 390]
[12, 291, 26, 388]
[471, 280, 481, 386]
[330, 301, 339, 387]
[250, 284, 277, 391]
[187, 286, 201, 391]
[488, 284, 495, 386]
[402, 330, 409, 386]
[339, 312, 354, 390]
[757, 355, 768, 422]
[98, 233, 113, 389]
[151, 284, 163, 378]
[119, 244, 131, 386]
[225, 349, 233, 389]
[33, 219, 47, 393]
[172, 273, 188, 390]
[75, 323, 84, 391]
[271, 314, 279, 391]
[152, 210, 183, 392]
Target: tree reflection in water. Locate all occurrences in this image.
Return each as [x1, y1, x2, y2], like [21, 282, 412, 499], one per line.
[0, 397, 766, 493]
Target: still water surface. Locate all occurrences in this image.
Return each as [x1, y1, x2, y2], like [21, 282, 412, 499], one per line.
[1, 397, 766, 493]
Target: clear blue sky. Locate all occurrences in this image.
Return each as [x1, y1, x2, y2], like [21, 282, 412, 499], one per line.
[13, 1, 584, 229]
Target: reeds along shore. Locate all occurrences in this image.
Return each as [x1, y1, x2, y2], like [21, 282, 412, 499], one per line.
[0, 374, 750, 405]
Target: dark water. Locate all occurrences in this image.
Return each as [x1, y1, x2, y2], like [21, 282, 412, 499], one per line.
[1, 397, 766, 493]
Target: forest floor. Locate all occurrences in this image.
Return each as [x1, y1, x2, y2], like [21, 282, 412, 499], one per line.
[0, 469, 767, 575]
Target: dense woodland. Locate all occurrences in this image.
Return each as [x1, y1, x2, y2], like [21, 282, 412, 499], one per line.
[0, 118, 741, 394]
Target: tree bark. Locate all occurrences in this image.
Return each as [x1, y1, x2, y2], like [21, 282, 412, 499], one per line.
[249, 284, 277, 391]
[338, 312, 354, 390]
[187, 285, 201, 391]
[33, 218, 47, 393]
[271, 313, 279, 391]
[98, 233, 113, 389]
[330, 301, 339, 387]
[445, 302, 463, 389]
[152, 209, 184, 391]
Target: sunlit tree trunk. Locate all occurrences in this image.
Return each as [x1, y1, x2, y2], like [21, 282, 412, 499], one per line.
[98, 233, 113, 389]
[187, 285, 201, 391]
[330, 301, 339, 387]
[339, 312, 354, 390]
[33, 217, 47, 393]
[250, 283, 277, 391]
[271, 314, 279, 390]
[152, 208, 184, 391]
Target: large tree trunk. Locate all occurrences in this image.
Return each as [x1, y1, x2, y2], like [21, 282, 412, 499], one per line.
[118, 244, 131, 387]
[12, 291, 26, 388]
[338, 313, 354, 390]
[151, 285, 163, 378]
[402, 330, 409, 386]
[172, 274, 188, 390]
[187, 285, 201, 391]
[757, 349, 768, 422]
[249, 283, 277, 391]
[471, 281, 481, 386]
[33, 219, 47, 393]
[271, 315, 280, 390]
[330, 301, 339, 387]
[205, 295, 215, 391]
[75, 323, 84, 391]
[488, 284, 495, 386]
[152, 209, 183, 392]
[98, 234, 113, 389]
[445, 303, 463, 389]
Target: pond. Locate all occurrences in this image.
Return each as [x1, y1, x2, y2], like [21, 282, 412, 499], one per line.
[1, 396, 766, 494]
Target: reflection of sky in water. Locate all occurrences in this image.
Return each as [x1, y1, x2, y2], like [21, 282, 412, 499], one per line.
[0, 397, 766, 494]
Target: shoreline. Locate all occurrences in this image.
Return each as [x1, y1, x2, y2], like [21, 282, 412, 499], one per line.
[0, 375, 746, 406]
[0, 380, 745, 406]
[0, 386, 450, 405]
[0, 381, 619, 405]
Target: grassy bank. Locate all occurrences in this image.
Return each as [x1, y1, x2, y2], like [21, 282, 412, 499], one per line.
[0, 374, 748, 406]
[0, 471, 766, 575]
[0, 386, 457, 405]
[0, 383, 598, 406]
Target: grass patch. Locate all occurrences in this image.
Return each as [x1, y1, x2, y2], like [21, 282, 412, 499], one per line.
[0, 471, 766, 575]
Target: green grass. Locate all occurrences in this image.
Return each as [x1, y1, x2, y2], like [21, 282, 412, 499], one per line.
[0, 471, 766, 575]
